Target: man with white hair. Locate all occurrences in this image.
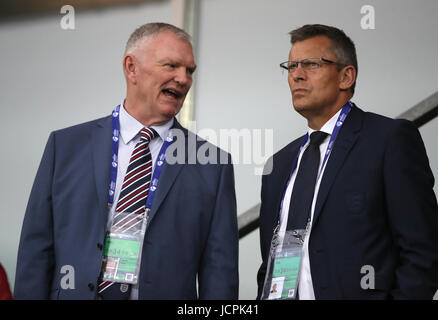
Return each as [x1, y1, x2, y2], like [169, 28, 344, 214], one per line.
[15, 23, 239, 300]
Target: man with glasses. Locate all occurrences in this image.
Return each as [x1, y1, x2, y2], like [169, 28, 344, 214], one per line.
[257, 24, 438, 300]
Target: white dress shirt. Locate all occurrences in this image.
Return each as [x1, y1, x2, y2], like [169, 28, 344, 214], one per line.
[278, 108, 343, 300]
[107, 100, 173, 300]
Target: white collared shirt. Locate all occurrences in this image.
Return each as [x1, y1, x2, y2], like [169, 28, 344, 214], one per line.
[107, 100, 173, 300]
[278, 107, 343, 300]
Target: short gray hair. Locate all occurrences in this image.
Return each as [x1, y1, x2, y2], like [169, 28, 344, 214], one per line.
[125, 22, 191, 54]
[289, 24, 358, 95]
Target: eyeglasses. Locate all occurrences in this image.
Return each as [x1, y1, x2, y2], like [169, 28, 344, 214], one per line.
[280, 57, 346, 72]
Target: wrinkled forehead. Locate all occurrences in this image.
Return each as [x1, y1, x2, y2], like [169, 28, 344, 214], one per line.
[289, 36, 335, 61]
[134, 31, 195, 63]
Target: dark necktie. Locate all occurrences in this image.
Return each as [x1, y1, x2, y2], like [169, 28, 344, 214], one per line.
[286, 131, 328, 231]
[97, 127, 157, 300]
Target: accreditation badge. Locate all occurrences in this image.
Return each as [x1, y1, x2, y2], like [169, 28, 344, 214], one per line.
[101, 211, 148, 285]
[261, 229, 306, 300]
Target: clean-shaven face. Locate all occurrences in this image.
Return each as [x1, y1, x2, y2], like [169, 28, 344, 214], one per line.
[288, 36, 343, 119]
[131, 31, 196, 123]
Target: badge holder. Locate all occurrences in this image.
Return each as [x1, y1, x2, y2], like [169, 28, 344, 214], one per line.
[261, 228, 306, 300]
[100, 210, 149, 285]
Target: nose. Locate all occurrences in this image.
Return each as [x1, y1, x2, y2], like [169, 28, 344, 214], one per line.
[174, 67, 192, 87]
[290, 63, 306, 82]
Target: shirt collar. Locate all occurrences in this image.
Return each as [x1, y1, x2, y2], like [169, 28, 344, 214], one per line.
[307, 107, 343, 137]
[119, 99, 174, 144]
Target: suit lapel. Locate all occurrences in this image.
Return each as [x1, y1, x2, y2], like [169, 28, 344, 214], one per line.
[264, 138, 303, 236]
[147, 119, 186, 226]
[274, 141, 303, 215]
[311, 105, 363, 228]
[91, 116, 112, 228]
[147, 162, 183, 225]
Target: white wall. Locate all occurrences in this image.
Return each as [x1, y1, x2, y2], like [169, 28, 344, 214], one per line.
[0, 0, 437, 300]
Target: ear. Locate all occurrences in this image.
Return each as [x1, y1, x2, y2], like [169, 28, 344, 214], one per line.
[123, 54, 137, 85]
[339, 65, 356, 91]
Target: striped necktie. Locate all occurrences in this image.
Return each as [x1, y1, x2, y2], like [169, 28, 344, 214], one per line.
[97, 127, 157, 299]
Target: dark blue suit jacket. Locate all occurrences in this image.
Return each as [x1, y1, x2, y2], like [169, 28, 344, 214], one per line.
[257, 104, 438, 299]
[15, 115, 239, 299]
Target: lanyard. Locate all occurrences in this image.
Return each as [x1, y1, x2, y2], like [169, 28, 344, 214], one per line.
[276, 101, 352, 229]
[108, 104, 173, 210]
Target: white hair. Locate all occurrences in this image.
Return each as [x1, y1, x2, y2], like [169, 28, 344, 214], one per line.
[125, 22, 192, 54]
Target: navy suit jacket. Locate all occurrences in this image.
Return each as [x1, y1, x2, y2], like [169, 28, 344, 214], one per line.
[15, 115, 239, 300]
[257, 104, 438, 299]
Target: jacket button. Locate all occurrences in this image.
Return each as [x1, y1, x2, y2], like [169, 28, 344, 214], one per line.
[97, 243, 103, 250]
[88, 283, 95, 291]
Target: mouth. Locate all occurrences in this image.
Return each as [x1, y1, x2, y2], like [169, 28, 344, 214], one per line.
[161, 88, 183, 100]
[292, 88, 308, 94]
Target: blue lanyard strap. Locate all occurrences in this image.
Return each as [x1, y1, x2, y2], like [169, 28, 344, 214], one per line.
[108, 104, 173, 209]
[277, 101, 352, 226]
[145, 132, 173, 209]
[108, 105, 121, 205]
